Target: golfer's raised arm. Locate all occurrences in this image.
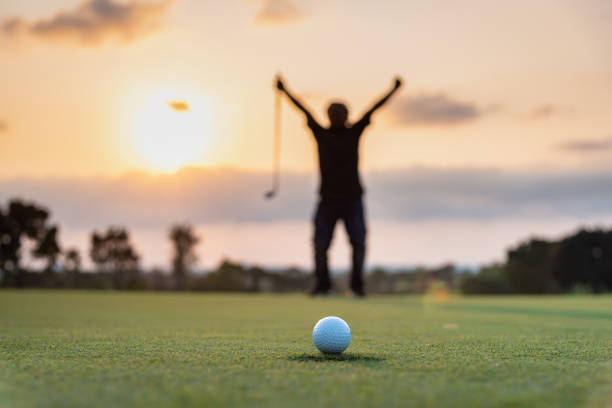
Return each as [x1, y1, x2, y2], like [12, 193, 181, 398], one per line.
[359, 77, 402, 122]
[276, 78, 318, 125]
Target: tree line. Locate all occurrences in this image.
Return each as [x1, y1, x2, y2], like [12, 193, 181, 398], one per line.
[0, 199, 199, 290]
[462, 230, 612, 294]
[1, 198, 611, 294]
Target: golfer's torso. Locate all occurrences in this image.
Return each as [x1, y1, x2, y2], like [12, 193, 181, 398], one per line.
[316, 129, 363, 201]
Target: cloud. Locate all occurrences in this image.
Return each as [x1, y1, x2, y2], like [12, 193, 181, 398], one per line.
[527, 104, 556, 119]
[523, 104, 573, 120]
[167, 101, 189, 111]
[391, 94, 485, 126]
[1, 166, 612, 229]
[0, 120, 7, 132]
[1, 0, 173, 45]
[254, 0, 304, 24]
[559, 136, 612, 153]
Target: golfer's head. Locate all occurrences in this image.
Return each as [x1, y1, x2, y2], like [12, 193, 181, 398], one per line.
[327, 102, 348, 127]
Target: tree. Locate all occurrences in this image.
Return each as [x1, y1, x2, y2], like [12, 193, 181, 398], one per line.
[504, 239, 558, 294]
[202, 259, 249, 291]
[64, 248, 82, 272]
[33, 225, 61, 272]
[0, 209, 20, 282]
[553, 229, 612, 293]
[169, 224, 200, 291]
[90, 227, 140, 289]
[0, 199, 60, 286]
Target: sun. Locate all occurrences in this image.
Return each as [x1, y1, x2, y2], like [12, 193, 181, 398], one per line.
[131, 90, 212, 172]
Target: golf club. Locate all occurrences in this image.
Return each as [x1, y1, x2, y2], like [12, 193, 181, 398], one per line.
[264, 82, 282, 199]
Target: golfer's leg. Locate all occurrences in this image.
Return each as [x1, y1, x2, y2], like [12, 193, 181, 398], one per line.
[313, 202, 337, 291]
[343, 200, 367, 292]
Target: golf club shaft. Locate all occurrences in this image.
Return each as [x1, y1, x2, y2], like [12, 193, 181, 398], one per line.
[271, 88, 282, 195]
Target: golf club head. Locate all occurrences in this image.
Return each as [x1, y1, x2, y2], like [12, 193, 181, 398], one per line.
[264, 190, 276, 200]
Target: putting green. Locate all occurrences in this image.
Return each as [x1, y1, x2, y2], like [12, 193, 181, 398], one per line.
[1, 291, 611, 407]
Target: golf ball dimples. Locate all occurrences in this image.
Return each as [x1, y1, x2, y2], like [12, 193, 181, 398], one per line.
[312, 316, 351, 354]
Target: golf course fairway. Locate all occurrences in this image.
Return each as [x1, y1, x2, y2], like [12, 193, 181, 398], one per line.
[1, 291, 611, 407]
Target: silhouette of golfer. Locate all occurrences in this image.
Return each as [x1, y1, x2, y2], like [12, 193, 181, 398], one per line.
[277, 76, 402, 296]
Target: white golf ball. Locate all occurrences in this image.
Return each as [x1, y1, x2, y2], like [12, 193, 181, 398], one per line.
[312, 316, 351, 354]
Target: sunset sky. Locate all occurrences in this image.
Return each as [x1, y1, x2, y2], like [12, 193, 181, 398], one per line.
[1, 0, 612, 270]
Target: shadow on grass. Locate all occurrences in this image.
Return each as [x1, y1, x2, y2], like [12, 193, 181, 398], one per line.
[288, 352, 386, 365]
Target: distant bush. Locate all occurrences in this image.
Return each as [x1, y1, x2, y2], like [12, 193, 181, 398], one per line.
[459, 264, 513, 295]
[460, 274, 513, 294]
[504, 239, 559, 294]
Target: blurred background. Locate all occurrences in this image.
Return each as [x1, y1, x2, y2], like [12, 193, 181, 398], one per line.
[1, 0, 611, 293]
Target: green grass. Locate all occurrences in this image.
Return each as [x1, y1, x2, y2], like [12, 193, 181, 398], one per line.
[1, 291, 611, 407]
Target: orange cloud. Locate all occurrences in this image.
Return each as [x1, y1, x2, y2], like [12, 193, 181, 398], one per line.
[0, 120, 7, 132]
[1, 0, 173, 46]
[255, 0, 305, 24]
[167, 101, 189, 111]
